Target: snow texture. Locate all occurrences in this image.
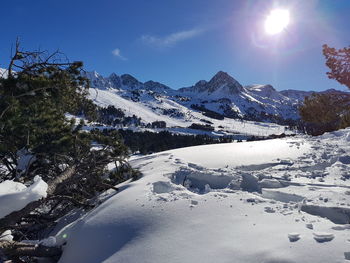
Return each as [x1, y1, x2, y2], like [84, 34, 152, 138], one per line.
[0, 230, 13, 241]
[56, 128, 350, 263]
[0, 176, 48, 219]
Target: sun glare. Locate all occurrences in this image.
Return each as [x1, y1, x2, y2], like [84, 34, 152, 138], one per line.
[264, 9, 290, 35]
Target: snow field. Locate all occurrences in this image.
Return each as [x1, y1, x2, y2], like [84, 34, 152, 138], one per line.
[56, 129, 350, 262]
[89, 88, 290, 137]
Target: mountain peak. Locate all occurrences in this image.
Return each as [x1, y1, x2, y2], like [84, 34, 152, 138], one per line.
[195, 80, 207, 86]
[144, 80, 171, 91]
[109, 72, 119, 79]
[179, 71, 243, 95]
[206, 71, 243, 94]
[89, 70, 101, 79]
[192, 80, 208, 91]
[247, 84, 275, 93]
[210, 71, 238, 84]
[121, 74, 141, 88]
[212, 70, 232, 79]
[108, 73, 122, 89]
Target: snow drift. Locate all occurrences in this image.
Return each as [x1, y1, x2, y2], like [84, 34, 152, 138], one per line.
[55, 128, 350, 263]
[0, 176, 48, 219]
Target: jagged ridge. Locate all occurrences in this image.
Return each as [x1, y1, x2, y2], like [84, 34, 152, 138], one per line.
[84, 70, 348, 127]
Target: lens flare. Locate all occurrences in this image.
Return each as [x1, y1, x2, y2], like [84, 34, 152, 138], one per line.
[264, 9, 290, 35]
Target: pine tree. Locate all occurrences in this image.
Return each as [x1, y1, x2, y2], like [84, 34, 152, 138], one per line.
[299, 44, 350, 135]
[299, 93, 348, 135]
[323, 44, 350, 89]
[0, 42, 133, 261]
[0, 43, 91, 180]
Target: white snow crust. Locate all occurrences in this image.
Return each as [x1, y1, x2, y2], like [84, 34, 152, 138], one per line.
[0, 176, 48, 219]
[56, 128, 350, 263]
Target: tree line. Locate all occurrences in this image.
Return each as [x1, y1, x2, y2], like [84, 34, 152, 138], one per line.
[116, 129, 232, 154]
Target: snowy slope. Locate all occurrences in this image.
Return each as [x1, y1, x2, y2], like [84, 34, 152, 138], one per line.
[86, 70, 350, 136]
[87, 70, 303, 125]
[57, 129, 350, 263]
[88, 81, 290, 137]
[179, 72, 301, 121]
[89, 88, 188, 127]
[280, 89, 314, 101]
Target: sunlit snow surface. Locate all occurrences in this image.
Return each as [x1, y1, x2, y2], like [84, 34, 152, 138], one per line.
[0, 176, 48, 219]
[89, 88, 290, 137]
[0, 68, 8, 78]
[58, 129, 350, 263]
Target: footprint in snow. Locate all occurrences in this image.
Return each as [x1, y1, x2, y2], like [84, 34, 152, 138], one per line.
[288, 233, 301, 242]
[305, 223, 313, 230]
[264, 206, 275, 213]
[313, 232, 334, 243]
[189, 200, 199, 209]
[191, 200, 198, 206]
[332, 225, 350, 231]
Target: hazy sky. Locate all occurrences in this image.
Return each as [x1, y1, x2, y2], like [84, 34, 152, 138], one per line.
[1, 0, 349, 91]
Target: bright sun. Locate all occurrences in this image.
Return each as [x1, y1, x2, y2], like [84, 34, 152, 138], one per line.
[264, 9, 290, 35]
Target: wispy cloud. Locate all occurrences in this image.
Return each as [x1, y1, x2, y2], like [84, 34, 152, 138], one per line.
[141, 28, 205, 48]
[112, 48, 127, 60]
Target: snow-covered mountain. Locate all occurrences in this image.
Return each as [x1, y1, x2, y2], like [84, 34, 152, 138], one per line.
[86, 70, 304, 125]
[1, 67, 346, 136]
[85, 71, 296, 137]
[84, 70, 348, 135]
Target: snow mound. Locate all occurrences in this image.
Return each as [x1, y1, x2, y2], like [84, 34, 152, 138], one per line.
[0, 180, 26, 195]
[167, 138, 309, 169]
[0, 176, 48, 219]
[0, 230, 13, 241]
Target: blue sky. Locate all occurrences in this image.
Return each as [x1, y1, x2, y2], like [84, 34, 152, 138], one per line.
[0, 0, 349, 91]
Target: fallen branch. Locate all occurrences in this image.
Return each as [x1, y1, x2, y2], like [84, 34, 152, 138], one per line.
[99, 182, 119, 191]
[0, 241, 62, 258]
